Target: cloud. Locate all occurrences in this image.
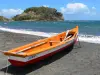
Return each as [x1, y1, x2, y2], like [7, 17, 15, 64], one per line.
[42, 5, 49, 7]
[90, 7, 96, 15]
[60, 3, 96, 15]
[0, 9, 24, 18]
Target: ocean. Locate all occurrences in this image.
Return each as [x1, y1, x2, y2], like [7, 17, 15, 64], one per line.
[0, 21, 100, 44]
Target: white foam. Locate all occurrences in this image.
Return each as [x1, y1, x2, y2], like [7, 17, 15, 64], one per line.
[78, 34, 100, 44]
[0, 26, 57, 37]
[0, 26, 100, 44]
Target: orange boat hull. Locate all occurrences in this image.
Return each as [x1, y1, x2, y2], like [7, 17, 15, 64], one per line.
[2, 26, 78, 67]
[8, 39, 77, 67]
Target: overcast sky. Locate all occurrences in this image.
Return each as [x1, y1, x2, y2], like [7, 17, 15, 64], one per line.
[0, 0, 99, 20]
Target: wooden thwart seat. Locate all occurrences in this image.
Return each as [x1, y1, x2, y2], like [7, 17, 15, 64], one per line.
[63, 35, 72, 41]
[14, 42, 47, 54]
[49, 41, 60, 43]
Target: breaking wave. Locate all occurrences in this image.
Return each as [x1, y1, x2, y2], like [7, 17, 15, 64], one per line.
[0, 26, 57, 37]
[78, 34, 100, 44]
[0, 26, 100, 44]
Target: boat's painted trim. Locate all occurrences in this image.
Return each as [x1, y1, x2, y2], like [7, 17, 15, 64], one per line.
[8, 38, 77, 67]
[9, 38, 74, 62]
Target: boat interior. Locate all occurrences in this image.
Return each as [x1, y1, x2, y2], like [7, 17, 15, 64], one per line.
[3, 26, 78, 57]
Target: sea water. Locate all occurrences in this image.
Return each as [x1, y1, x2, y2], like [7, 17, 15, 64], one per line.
[0, 21, 100, 44]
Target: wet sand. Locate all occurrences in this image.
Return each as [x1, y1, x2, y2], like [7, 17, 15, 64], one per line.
[0, 31, 100, 75]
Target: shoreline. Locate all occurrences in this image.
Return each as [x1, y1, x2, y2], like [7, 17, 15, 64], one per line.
[0, 31, 100, 75]
[0, 31, 45, 51]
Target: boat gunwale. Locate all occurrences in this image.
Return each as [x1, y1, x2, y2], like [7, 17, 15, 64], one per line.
[3, 26, 78, 58]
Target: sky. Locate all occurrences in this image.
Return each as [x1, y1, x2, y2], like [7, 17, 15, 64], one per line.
[0, 0, 100, 20]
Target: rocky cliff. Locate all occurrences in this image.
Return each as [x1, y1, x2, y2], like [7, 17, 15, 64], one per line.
[12, 6, 64, 21]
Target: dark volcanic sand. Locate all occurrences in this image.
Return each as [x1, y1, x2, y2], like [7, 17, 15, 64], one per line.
[0, 31, 100, 75]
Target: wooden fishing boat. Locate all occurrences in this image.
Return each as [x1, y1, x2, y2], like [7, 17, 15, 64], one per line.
[1, 26, 78, 67]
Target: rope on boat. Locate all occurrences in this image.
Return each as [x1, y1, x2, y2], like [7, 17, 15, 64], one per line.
[0, 58, 7, 60]
[0, 51, 9, 75]
[0, 50, 4, 53]
[0, 56, 9, 75]
[77, 35, 81, 48]
[5, 57, 9, 75]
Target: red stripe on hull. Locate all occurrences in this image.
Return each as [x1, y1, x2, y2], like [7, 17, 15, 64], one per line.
[9, 40, 76, 67]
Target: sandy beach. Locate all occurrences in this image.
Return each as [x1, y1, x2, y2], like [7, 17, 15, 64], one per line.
[0, 31, 100, 75]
